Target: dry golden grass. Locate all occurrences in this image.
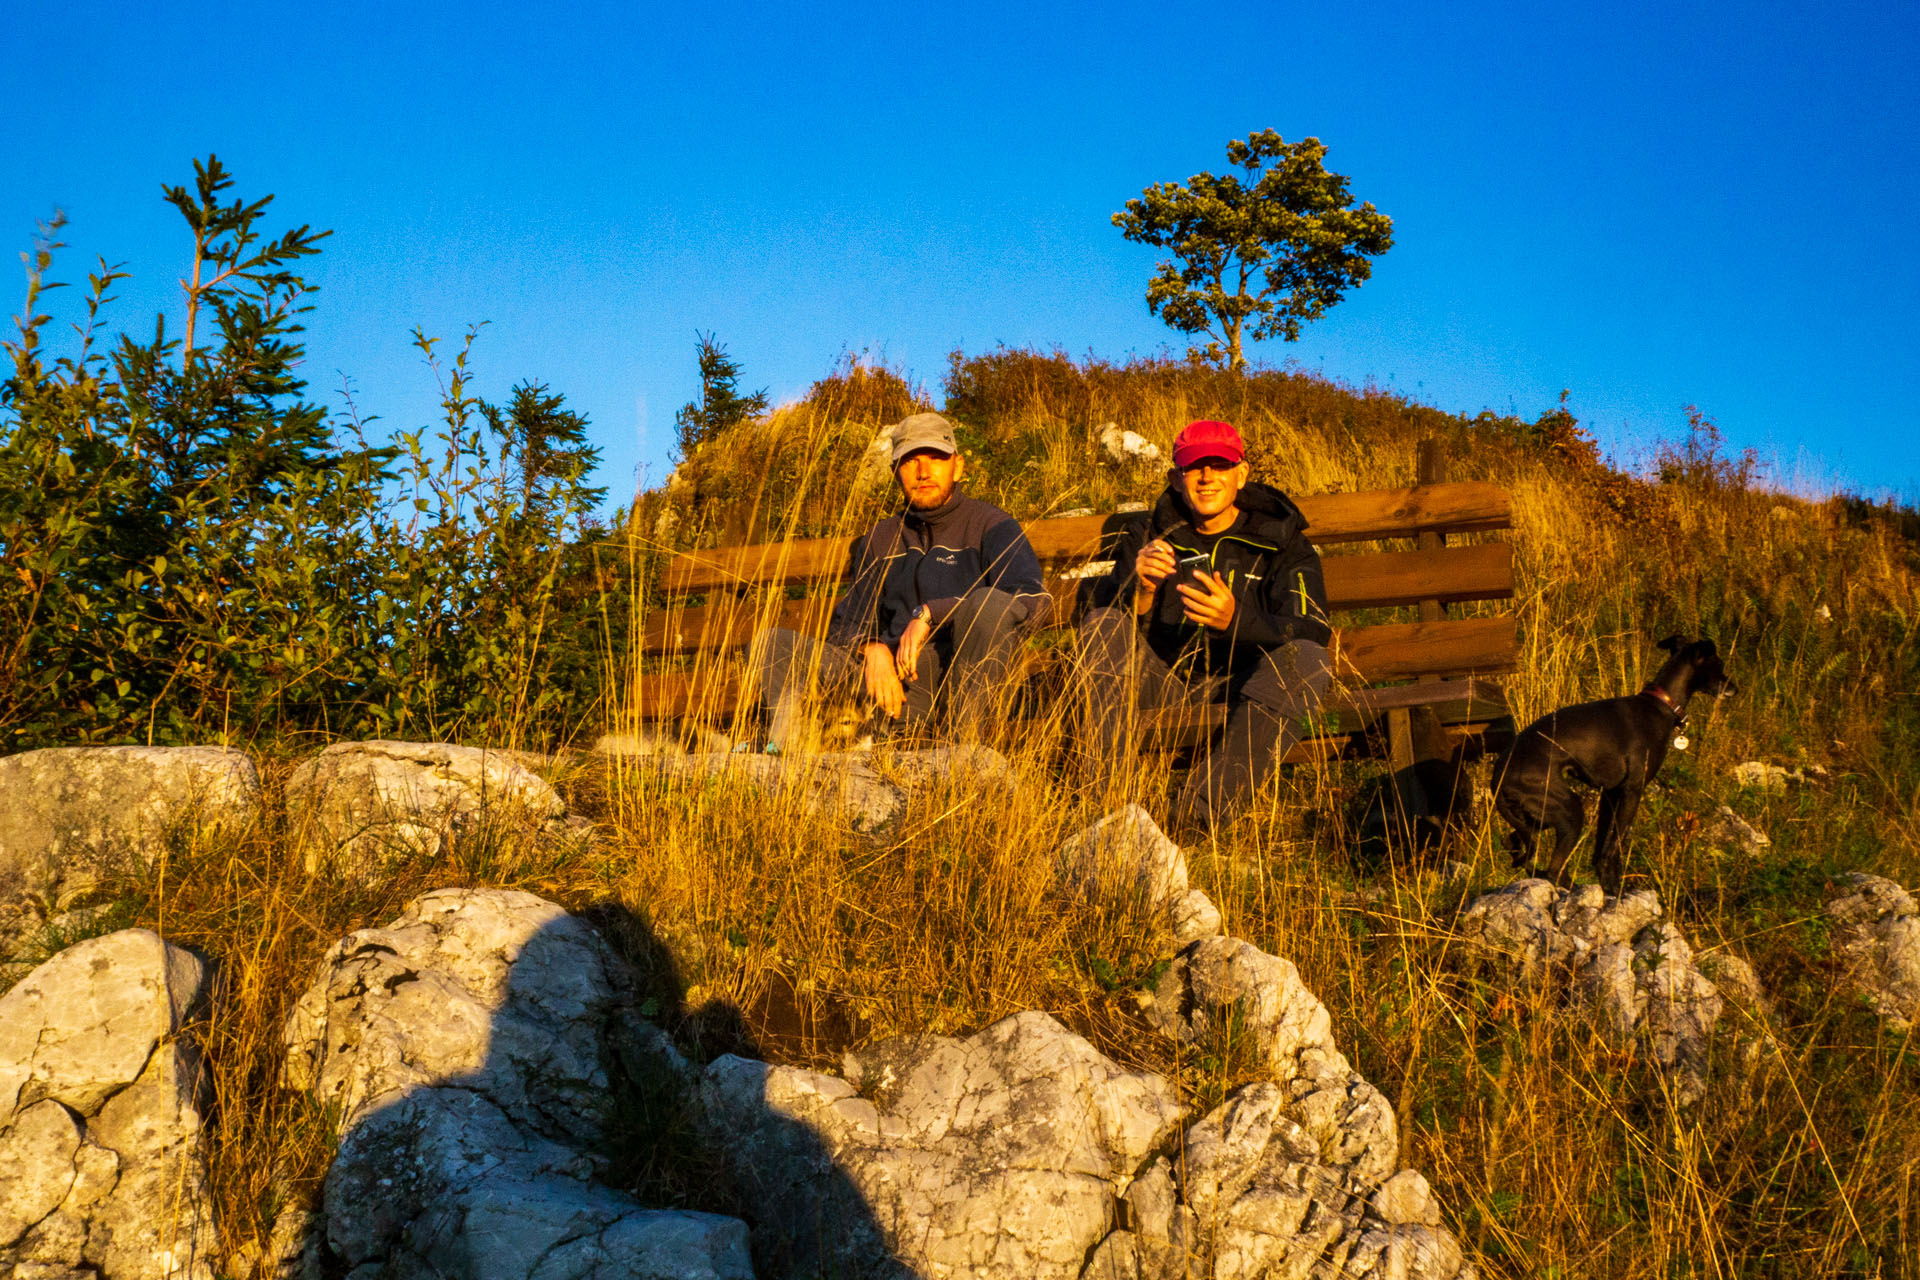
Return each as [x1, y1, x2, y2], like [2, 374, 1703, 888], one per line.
[30, 355, 1920, 1276]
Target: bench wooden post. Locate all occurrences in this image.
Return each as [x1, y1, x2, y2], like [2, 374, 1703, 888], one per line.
[1386, 440, 1450, 844]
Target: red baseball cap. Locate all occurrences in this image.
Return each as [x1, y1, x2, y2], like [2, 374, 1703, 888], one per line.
[1172, 419, 1245, 468]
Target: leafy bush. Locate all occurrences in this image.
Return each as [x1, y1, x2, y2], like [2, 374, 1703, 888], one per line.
[0, 157, 611, 749]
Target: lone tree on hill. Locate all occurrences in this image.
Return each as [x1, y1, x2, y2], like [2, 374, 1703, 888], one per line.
[1113, 131, 1394, 371]
[674, 332, 769, 459]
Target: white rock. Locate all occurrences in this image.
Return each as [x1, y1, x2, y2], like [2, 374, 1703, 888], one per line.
[1145, 937, 1342, 1087]
[0, 746, 259, 903]
[1731, 760, 1806, 791]
[1828, 873, 1920, 1032]
[1707, 804, 1771, 855]
[1462, 881, 1726, 1102]
[703, 1011, 1185, 1279]
[1371, 1169, 1442, 1227]
[1173, 1086, 1466, 1280]
[1098, 422, 1162, 464]
[1170, 889, 1224, 946]
[287, 740, 568, 873]
[1057, 804, 1190, 911]
[1180, 1083, 1288, 1221]
[0, 929, 217, 1278]
[591, 730, 686, 758]
[284, 888, 750, 1279]
[636, 744, 1014, 834]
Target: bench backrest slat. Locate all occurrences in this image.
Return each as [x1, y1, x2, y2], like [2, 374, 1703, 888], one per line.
[638, 541, 1513, 657]
[663, 480, 1512, 593]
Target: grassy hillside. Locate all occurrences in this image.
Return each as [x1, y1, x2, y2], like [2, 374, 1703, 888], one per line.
[17, 348, 1920, 1276]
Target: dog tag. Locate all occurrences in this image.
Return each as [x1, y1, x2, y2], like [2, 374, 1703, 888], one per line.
[1672, 734, 1690, 751]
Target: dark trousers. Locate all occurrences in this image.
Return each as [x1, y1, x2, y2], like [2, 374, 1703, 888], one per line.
[1075, 606, 1332, 828]
[752, 587, 1030, 745]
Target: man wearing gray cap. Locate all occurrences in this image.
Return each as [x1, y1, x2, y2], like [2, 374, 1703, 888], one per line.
[750, 412, 1052, 750]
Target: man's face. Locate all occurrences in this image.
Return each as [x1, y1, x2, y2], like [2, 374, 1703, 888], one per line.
[1176, 457, 1250, 522]
[897, 448, 963, 509]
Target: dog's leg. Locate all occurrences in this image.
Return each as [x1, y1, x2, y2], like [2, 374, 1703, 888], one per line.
[1505, 823, 1537, 872]
[1540, 782, 1586, 889]
[1593, 782, 1644, 898]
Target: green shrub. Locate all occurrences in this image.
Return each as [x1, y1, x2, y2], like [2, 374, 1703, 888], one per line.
[0, 157, 611, 750]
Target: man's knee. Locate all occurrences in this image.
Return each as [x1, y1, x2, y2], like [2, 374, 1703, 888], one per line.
[949, 587, 1024, 641]
[1244, 640, 1333, 712]
[1077, 606, 1134, 655]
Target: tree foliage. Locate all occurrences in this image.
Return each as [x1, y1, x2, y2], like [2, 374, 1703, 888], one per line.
[0, 157, 610, 749]
[1113, 131, 1394, 370]
[673, 331, 768, 460]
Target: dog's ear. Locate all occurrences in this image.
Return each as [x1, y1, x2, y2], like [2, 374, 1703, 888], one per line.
[1656, 634, 1685, 653]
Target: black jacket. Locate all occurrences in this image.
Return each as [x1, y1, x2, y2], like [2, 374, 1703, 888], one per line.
[826, 493, 1051, 649]
[1099, 481, 1331, 669]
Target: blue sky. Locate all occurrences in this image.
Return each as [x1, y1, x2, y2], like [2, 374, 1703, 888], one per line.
[8, 0, 1916, 509]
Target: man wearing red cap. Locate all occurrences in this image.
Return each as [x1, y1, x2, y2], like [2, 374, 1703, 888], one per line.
[1078, 419, 1332, 828]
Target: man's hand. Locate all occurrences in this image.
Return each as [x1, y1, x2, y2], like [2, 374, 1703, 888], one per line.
[863, 641, 905, 718]
[1175, 570, 1238, 631]
[1133, 539, 1177, 615]
[896, 613, 932, 682]
[1134, 539, 1177, 589]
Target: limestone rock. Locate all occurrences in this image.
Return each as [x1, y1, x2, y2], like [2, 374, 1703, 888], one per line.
[287, 741, 569, 872]
[1827, 873, 1920, 1032]
[1705, 804, 1771, 855]
[637, 744, 1015, 833]
[1141, 936, 1401, 1185]
[323, 1088, 750, 1279]
[0, 746, 259, 904]
[0, 929, 218, 1278]
[1731, 761, 1818, 791]
[1172, 1086, 1467, 1280]
[1099, 423, 1161, 465]
[284, 888, 632, 1137]
[701, 1010, 1186, 1279]
[284, 888, 751, 1279]
[1462, 880, 1727, 1102]
[1170, 889, 1225, 946]
[1460, 879, 1661, 971]
[1058, 804, 1189, 911]
[594, 728, 734, 757]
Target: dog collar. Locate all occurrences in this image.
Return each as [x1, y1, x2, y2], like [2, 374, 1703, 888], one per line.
[1641, 685, 1687, 727]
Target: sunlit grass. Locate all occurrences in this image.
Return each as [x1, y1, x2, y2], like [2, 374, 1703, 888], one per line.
[36, 354, 1920, 1276]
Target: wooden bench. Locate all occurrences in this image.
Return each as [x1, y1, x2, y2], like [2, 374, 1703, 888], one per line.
[629, 440, 1519, 780]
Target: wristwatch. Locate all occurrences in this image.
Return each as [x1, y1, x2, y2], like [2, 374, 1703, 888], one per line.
[916, 604, 933, 626]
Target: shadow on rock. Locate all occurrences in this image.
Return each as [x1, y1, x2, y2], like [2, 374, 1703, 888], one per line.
[278, 887, 900, 1279]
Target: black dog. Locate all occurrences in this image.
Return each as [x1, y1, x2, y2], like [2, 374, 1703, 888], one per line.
[1494, 636, 1733, 896]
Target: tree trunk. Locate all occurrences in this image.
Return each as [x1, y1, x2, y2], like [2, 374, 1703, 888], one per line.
[1226, 319, 1245, 372]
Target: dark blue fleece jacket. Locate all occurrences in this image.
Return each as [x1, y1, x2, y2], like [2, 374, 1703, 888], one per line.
[826, 493, 1052, 649]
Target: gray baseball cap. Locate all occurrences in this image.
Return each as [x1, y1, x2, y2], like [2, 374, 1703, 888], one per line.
[890, 412, 959, 464]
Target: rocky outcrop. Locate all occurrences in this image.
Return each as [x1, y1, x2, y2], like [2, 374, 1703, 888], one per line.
[1142, 937, 1400, 1186]
[1461, 880, 1726, 1101]
[1827, 873, 1920, 1032]
[286, 741, 571, 874]
[637, 745, 1016, 833]
[0, 929, 218, 1278]
[283, 887, 751, 1279]
[1057, 805, 1223, 946]
[701, 935, 1471, 1280]
[1152, 1085, 1463, 1280]
[699, 1011, 1187, 1279]
[0, 746, 259, 905]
